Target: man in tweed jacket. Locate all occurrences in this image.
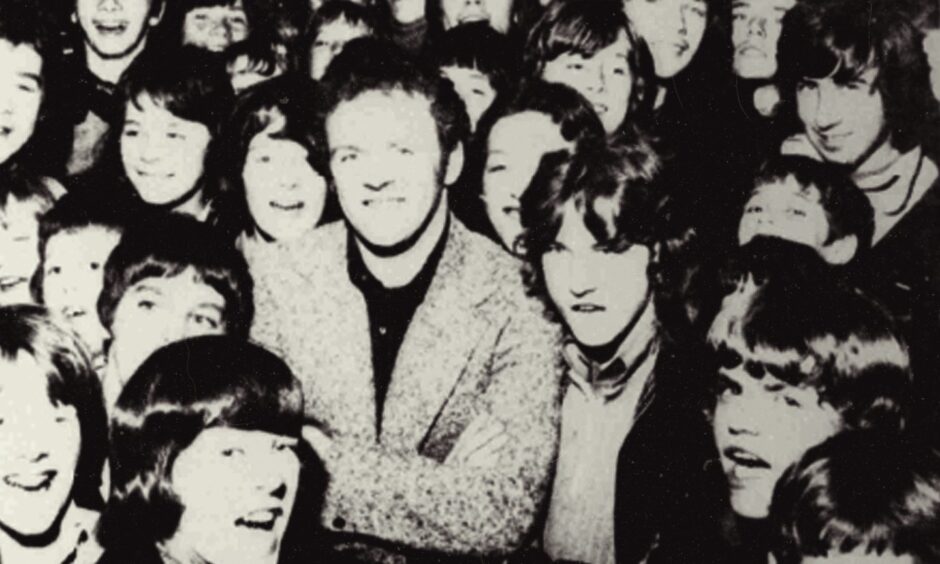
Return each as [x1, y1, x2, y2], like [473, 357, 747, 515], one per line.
[247, 41, 562, 561]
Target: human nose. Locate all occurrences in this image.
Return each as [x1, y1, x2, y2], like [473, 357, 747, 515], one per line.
[567, 258, 596, 298]
[136, 133, 162, 164]
[812, 85, 842, 131]
[585, 66, 606, 94]
[675, 4, 689, 36]
[723, 397, 762, 437]
[747, 15, 767, 38]
[98, 0, 121, 12]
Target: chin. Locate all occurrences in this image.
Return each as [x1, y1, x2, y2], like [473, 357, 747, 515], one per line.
[729, 492, 771, 520]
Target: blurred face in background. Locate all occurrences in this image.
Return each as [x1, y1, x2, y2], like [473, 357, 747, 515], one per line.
[624, 0, 707, 79]
[182, 0, 250, 52]
[731, 0, 795, 79]
[309, 17, 371, 80]
[441, 0, 514, 34]
[440, 65, 496, 132]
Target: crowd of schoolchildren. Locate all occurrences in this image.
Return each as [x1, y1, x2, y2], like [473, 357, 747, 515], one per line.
[0, 0, 939, 562]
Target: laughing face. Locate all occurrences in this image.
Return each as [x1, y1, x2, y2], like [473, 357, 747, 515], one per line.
[796, 68, 888, 167]
[121, 94, 212, 208]
[243, 129, 328, 241]
[542, 201, 651, 347]
[0, 39, 43, 167]
[168, 427, 300, 564]
[731, 0, 795, 79]
[624, 0, 707, 79]
[76, 0, 158, 59]
[0, 352, 81, 537]
[541, 31, 633, 134]
[182, 1, 250, 53]
[441, 0, 513, 33]
[712, 346, 841, 518]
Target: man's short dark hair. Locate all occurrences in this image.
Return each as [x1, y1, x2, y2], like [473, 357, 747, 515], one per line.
[771, 430, 940, 564]
[777, 0, 937, 152]
[318, 36, 470, 167]
[97, 213, 254, 338]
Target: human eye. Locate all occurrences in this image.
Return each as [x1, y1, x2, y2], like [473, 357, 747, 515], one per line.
[780, 395, 802, 408]
[136, 299, 156, 311]
[716, 374, 743, 398]
[166, 131, 186, 141]
[485, 163, 506, 174]
[122, 127, 140, 138]
[221, 446, 245, 457]
[334, 150, 358, 164]
[689, 0, 707, 17]
[275, 438, 299, 452]
[16, 81, 39, 94]
[566, 62, 585, 72]
[501, 205, 520, 217]
[396, 146, 415, 156]
[796, 80, 817, 92]
[612, 64, 628, 77]
[545, 241, 565, 253]
[90, 261, 101, 271]
[191, 312, 221, 330]
[45, 264, 62, 276]
[787, 207, 807, 218]
[744, 203, 763, 214]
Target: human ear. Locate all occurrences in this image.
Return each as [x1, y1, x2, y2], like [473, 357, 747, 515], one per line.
[819, 234, 858, 265]
[443, 142, 465, 187]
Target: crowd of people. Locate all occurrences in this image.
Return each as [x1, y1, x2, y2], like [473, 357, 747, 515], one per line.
[0, 0, 939, 562]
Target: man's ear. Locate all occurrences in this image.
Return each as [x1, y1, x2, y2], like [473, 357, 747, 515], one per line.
[443, 142, 465, 187]
[819, 234, 858, 265]
[149, 1, 166, 26]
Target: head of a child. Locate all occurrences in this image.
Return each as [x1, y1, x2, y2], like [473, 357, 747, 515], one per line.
[180, 0, 253, 52]
[75, 0, 165, 62]
[476, 80, 605, 254]
[434, 22, 514, 134]
[731, 0, 796, 80]
[97, 214, 253, 394]
[521, 136, 690, 350]
[33, 194, 125, 369]
[525, 0, 655, 135]
[0, 171, 54, 306]
[220, 76, 332, 241]
[225, 38, 288, 94]
[708, 244, 911, 519]
[120, 48, 234, 217]
[306, 0, 377, 81]
[738, 156, 874, 265]
[0, 305, 107, 540]
[771, 430, 940, 564]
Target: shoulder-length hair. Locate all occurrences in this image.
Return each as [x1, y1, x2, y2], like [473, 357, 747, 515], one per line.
[98, 335, 309, 553]
[776, 0, 938, 153]
[97, 213, 254, 339]
[216, 74, 338, 237]
[0, 304, 108, 510]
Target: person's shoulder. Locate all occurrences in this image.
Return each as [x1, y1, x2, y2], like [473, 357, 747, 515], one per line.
[246, 221, 348, 281]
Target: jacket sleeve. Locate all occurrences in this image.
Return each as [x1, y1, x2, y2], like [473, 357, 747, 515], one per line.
[319, 310, 563, 556]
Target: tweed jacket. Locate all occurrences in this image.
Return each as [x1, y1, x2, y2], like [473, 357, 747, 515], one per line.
[247, 218, 564, 560]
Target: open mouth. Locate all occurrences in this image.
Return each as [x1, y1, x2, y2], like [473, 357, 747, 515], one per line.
[270, 201, 304, 212]
[723, 446, 771, 480]
[235, 507, 283, 531]
[93, 20, 129, 35]
[590, 101, 609, 116]
[3, 471, 56, 492]
[0, 276, 27, 293]
[571, 303, 606, 313]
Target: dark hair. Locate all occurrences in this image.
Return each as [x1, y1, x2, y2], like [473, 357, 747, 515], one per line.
[771, 430, 940, 563]
[0, 304, 108, 510]
[750, 156, 875, 252]
[524, 0, 656, 121]
[433, 21, 516, 101]
[97, 214, 254, 338]
[306, 0, 378, 45]
[224, 35, 285, 81]
[318, 36, 469, 166]
[217, 74, 336, 236]
[31, 192, 127, 304]
[708, 241, 912, 431]
[777, 0, 938, 153]
[0, 166, 55, 212]
[425, 0, 542, 47]
[98, 336, 307, 551]
[520, 135, 696, 341]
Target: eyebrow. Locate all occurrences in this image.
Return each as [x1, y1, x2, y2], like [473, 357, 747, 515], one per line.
[132, 284, 163, 296]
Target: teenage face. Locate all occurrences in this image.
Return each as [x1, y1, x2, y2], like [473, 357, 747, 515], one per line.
[309, 18, 371, 81]
[0, 40, 43, 167]
[76, 0, 158, 58]
[731, 0, 794, 79]
[624, 0, 707, 79]
[797, 68, 888, 167]
[542, 200, 652, 347]
[542, 32, 632, 135]
[43, 227, 123, 365]
[440, 66, 496, 133]
[713, 346, 841, 518]
[169, 427, 300, 564]
[243, 129, 328, 241]
[441, 0, 513, 34]
[483, 111, 570, 253]
[0, 353, 81, 537]
[0, 198, 43, 306]
[109, 268, 226, 383]
[182, 1, 250, 53]
[327, 89, 458, 250]
[738, 179, 830, 250]
[801, 549, 916, 564]
[121, 94, 212, 207]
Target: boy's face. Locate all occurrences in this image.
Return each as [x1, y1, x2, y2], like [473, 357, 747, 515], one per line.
[738, 178, 830, 250]
[182, 1, 249, 53]
[542, 31, 633, 135]
[76, 0, 157, 58]
[441, 0, 513, 34]
[309, 18, 371, 81]
[0, 353, 81, 537]
[797, 68, 888, 168]
[121, 94, 212, 207]
[243, 131, 328, 241]
[43, 226, 122, 364]
[801, 549, 917, 564]
[0, 39, 43, 166]
[0, 197, 42, 306]
[327, 89, 458, 250]
[731, 0, 795, 79]
[713, 344, 841, 519]
[483, 111, 570, 254]
[543, 200, 652, 347]
[440, 66, 496, 133]
[109, 268, 226, 385]
[624, 0, 707, 79]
